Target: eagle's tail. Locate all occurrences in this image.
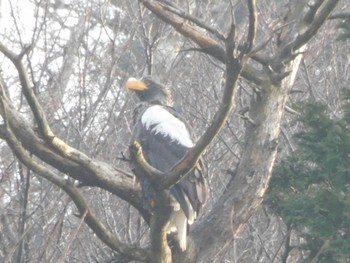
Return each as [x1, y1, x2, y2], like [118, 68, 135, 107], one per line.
[168, 209, 188, 251]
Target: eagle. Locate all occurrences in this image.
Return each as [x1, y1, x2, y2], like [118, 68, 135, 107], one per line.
[127, 76, 207, 251]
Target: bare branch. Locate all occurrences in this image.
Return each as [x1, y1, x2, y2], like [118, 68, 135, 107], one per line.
[329, 12, 350, 20]
[159, 1, 226, 41]
[0, 76, 147, 218]
[0, 42, 93, 165]
[139, 0, 226, 61]
[304, 0, 323, 24]
[160, 26, 244, 190]
[0, 42, 54, 143]
[245, 0, 257, 53]
[139, 0, 267, 86]
[310, 239, 331, 263]
[266, 0, 338, 78]
[294, 0, 339, 50]
[0, 111, 149, 262]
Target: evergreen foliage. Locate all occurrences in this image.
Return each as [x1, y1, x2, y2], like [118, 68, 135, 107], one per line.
[267, 98, 350, 262]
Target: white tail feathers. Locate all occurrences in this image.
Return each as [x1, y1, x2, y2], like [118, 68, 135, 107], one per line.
[168, 209, 188, 251]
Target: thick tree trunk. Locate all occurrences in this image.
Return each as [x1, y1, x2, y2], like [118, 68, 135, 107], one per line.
[167, 0, 326, 261]
[192, 61, 303, 263]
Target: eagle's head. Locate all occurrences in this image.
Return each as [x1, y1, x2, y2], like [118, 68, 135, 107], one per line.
[126, 76, 173, 106]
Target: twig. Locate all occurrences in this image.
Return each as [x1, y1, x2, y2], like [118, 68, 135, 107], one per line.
[0, 76, 144, 217]
[0, 116, 149, 262]
[245, 0, 257, 53]
[57, 209, 88, 263]
[159, 1, 226, 41]
[118, 151, 131, 162]
[285, 105, 300, 116]
[310, 239, 330, 263]
[236, 113, 256, 126]
[139, 0, 267, 86]
[0, 41, 92, 164]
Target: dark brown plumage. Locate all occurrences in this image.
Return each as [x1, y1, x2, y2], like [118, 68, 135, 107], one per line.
[127, 76, 207, 250]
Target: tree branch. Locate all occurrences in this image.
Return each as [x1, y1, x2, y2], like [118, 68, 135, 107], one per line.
[329, 12, 350, 20]
[149, 191, 173, 263]
[129, 140, 165, 186]
[245, 0, 257, 53]
[0, 42, 55, 145]
[266, 0, 338, 81]
[127, 4, 244, 196]
[294, 0, 339, 50]
[139, 0, 226, 61]
[187, 1, 340, 261]
[139, 0, 267, 86]
[0, 72, 148, 220]
[129, 141, 174, 263]
[160, 23, 244, 191]
[0, 105, 149, 262]
[0, 41, 94, 165]
[158, 1, 226, 41]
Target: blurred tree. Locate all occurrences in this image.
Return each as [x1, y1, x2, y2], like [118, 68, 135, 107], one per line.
[267, 21, 350, 263]
[267, 97, 350, 263]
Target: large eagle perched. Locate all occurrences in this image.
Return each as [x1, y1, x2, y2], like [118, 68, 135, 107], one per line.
[127, 76, 207, 251]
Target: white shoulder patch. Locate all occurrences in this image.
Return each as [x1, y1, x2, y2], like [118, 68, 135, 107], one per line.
[141, 105, 194, 148]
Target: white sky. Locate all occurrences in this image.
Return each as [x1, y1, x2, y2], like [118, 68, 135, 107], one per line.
[1, 0, 36, 43]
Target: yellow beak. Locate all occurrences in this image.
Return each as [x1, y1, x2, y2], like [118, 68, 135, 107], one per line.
[126, 77, 148, 91]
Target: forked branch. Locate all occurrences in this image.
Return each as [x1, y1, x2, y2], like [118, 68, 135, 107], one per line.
[0, 42, 92, 164]
[294, 0, 339, 50]
[0, 95, 149, 262]
[0, 45, 147, 222]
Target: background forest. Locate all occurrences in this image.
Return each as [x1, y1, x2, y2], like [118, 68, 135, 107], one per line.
[0, 0, 350, 263]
